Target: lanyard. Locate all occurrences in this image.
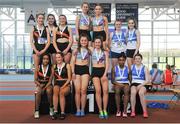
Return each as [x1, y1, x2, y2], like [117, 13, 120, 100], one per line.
[81, 48, 88, 60]
[48, 25, 53, 37]
[59, 25, 67, 36]
[95, 16, 102, 26]
[129, 29, 135, 41]
[115, 31, 122, 42]
[117, 65, 125, 78]
[82, 13, 89, 25]
[37, 25, 44, 37]
[42, 65, 49, 78]
[57, 63, 65, 76]
[95, 49, 102, 62]
[135, 65, 143, 77]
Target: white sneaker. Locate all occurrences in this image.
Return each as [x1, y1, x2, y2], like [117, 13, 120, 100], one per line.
[34, 111, 39, 119]
[49, 107, 54, 116]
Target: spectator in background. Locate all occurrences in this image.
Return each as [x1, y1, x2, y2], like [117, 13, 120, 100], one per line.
[162, 64, 173, 85]
[171, 65, 177, 84]
[150, 63, 162, 90]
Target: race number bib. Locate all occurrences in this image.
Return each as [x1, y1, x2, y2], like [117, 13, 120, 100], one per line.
[38, 38, 47, 44]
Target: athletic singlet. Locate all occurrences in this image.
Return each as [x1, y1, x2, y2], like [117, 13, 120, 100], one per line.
[92, 49, 105, 64]
[164, 69, 173, 84]
[111, 31, 126, 53]
[126, 29, 137, 49]
[56, 26, 69, 40]
[114, 65, 129, 84]
[131, 64, 145, 84]
[79, 13, 90, 27]
[76, 48, 90, 61]
[92, 16, 104, 30]
[33, 25, 47, 44]
[54, 63, 68, 79]
[38, 65, 51, 81]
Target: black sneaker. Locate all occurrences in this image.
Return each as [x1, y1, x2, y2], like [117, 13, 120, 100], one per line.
[52, 112, 58, 120]
[60, 113, 66, 120]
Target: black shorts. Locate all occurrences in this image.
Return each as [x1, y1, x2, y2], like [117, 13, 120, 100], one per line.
[91, 67, 105, 78]
[126, 49, 139, 58]
[93, 30, 106, 42]
[48, 44, 56, 54]
[57, 42, 72, 53]
[75, 65, 89, 75]
[33, 44, 46, 54]
[54, 80, 66, 87]
[131, 83, 141, 87]
[111, 51, 126, 59]
[79, 29, 91, 41]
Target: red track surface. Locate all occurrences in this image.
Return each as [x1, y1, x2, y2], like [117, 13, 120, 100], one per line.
[0, 101, 180, 123]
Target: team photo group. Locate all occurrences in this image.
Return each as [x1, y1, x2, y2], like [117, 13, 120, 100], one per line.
[31, 1, 149, 120]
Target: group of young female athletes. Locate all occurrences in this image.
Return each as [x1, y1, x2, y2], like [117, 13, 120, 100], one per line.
[31, 2, 149, 120]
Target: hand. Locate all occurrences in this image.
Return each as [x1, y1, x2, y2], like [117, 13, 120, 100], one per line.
[63, 48, 68, 55]
[72, 73, 76, 80]
[56, 49, 60, 53]
[35, 51, 41, 56]
[35, 81, 40, 86]
[101, 74, 107, 81]
[39, 50, 45, 55]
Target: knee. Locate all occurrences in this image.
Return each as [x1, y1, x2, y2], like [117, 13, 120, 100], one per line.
[131, 90, 137, 96]
[81, 89, 87, 95]
[75, 89, 81, 95]
[46, 88, 52, 95]
[138, 91, 145, 97]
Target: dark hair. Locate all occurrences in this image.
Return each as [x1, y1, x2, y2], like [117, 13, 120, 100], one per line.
[127, 17, 137, 29]
[78, 33, 90, 52]
[152, 63, 157, 69]
[171, 65, 175, 68]
[47, 14, 57, 27]
[94, 3, 104, 12]
[118, 52, 126, 60]
[114, 19, 122, 30]
[94, 36, 104, 50]
[59, 14, 68, 25]
[39, 53, 51, 66]
[134, 53, 143, 59]
[81, 2, 90, 8]
[166, 64, 171, 70]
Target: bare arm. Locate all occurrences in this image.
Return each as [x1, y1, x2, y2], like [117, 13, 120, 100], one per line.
[134, 30, 141, 56]
[53, 27, 59, 52]
[34, 67, 40, 86]
[61, 64, 72, 88]
[75, 15, 80, 37]
[104, 16, 109, 45]
[103, 51, 109, 76]
[111, 66, 115, 84]
[109, 32, 113, 49]
[143, 66, 150, 85]
[30, 27, 38, 54]
[66, 27, 73, 51]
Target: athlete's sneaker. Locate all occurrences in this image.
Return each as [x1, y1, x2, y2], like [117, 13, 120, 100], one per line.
[99, 111, 104, 119]
[60, 113, 66, 120]
[34, 111, 39, 119]
[52, 112, 58, 120]
[130, 111, 136, 117]
[80, 110, 85, 116]
[116, 111, 121, 117]
[75, 111, 81, 117]
[49, 107, 54, 116]
[103, 110, 108, 119]
[143, 112, 148, 118]
[122, 112, 128, 118]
